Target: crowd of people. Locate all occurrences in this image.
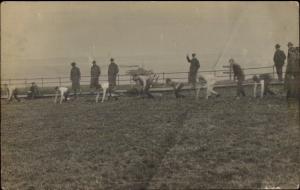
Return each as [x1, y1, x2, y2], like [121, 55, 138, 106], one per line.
[2, 42, 299, 103]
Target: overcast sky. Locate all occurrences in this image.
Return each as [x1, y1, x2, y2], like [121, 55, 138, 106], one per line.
[1, 1, 299, 78]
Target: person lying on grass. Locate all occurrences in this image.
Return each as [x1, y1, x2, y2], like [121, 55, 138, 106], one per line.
[165, 78, 185, 98]
[54, 86, 70, 104]
[252, 74, 275, 98]
[132, 73, 159, 98]
[3, 84, 21, 102]
[196, 74, 220, 100]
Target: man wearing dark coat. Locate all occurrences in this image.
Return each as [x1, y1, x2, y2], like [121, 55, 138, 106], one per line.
[27, 82, 40, 99]
[186, 53, 200, 89]
[90, 60, 101, 90]
[287, 42, 294, 65]
[108, 58, 119, 98]
[229, 58, 246, 98]
[273, 44, 286, 81]
[70, 62, 81, 97]
[285, 45, 300, 99]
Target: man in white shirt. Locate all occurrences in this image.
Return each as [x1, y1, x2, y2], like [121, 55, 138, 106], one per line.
[54, 86, 69, 104]
[95, 82, 109, 103]
[132, 74, 159, 98]
[252, 74, 275, 98]
[196, 74, 220, 99]
[3, 84, 21, 102]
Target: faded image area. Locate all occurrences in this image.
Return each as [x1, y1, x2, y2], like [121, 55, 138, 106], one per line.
[1, 1, 299, 190]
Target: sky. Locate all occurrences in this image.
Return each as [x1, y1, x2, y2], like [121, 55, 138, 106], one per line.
[1, 1, 299, 79]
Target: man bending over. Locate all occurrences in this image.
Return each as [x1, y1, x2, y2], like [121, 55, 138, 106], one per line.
[196, 74, 220, 99]
[252, 74, 275, 98]
[165, 78, 185, 98]
[54, 86, 69, 104]
[132, 74, 159, 98]
[3, 84, 21, 102]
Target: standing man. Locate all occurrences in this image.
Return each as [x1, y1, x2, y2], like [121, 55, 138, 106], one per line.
[229, 58, 246, 98]
[186, 53, 200, 90]
[90, 60, 101, 93]
[108, 58, 119, 99]
[285, 45, 300, 99]
[70, 62, 81, 98]
[273, 44, 286, 81]
[287, 42, 294, 65]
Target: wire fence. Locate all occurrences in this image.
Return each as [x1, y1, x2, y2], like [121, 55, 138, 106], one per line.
[1, 65, 284, 89]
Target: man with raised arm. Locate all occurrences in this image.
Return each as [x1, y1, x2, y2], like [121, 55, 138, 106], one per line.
[186, 53, 200, 90]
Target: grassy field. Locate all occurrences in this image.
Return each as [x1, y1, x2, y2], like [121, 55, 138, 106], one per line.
[1, 86, 299, 189]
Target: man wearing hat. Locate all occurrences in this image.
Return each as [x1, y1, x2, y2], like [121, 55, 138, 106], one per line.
[70, 62, 81, 98]
[186, 53, 200, 90]
[107, 58, 119, 98]
[273, 44, 286, 81]
[90, 60, 101, 92]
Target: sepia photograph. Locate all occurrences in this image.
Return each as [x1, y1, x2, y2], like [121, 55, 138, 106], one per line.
[1, 1, 299, 189]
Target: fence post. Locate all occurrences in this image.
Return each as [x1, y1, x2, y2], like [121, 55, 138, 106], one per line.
[59, 77, 61, 86]
[162, 72, 165, 81]
[229, 66, 232, 80]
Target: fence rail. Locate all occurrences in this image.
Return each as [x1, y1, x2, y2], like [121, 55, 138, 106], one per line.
[1, 65, 283, 88]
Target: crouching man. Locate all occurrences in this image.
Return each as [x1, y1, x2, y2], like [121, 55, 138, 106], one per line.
[196, 74, 220, 100]
[132, 74, 159, 98]
[27, 82, 40, 99]
[3, 84, 21, 102]
[165, 78, 185, 98]
[252, 74, 275, 98]
[54, 86, 69, 104]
